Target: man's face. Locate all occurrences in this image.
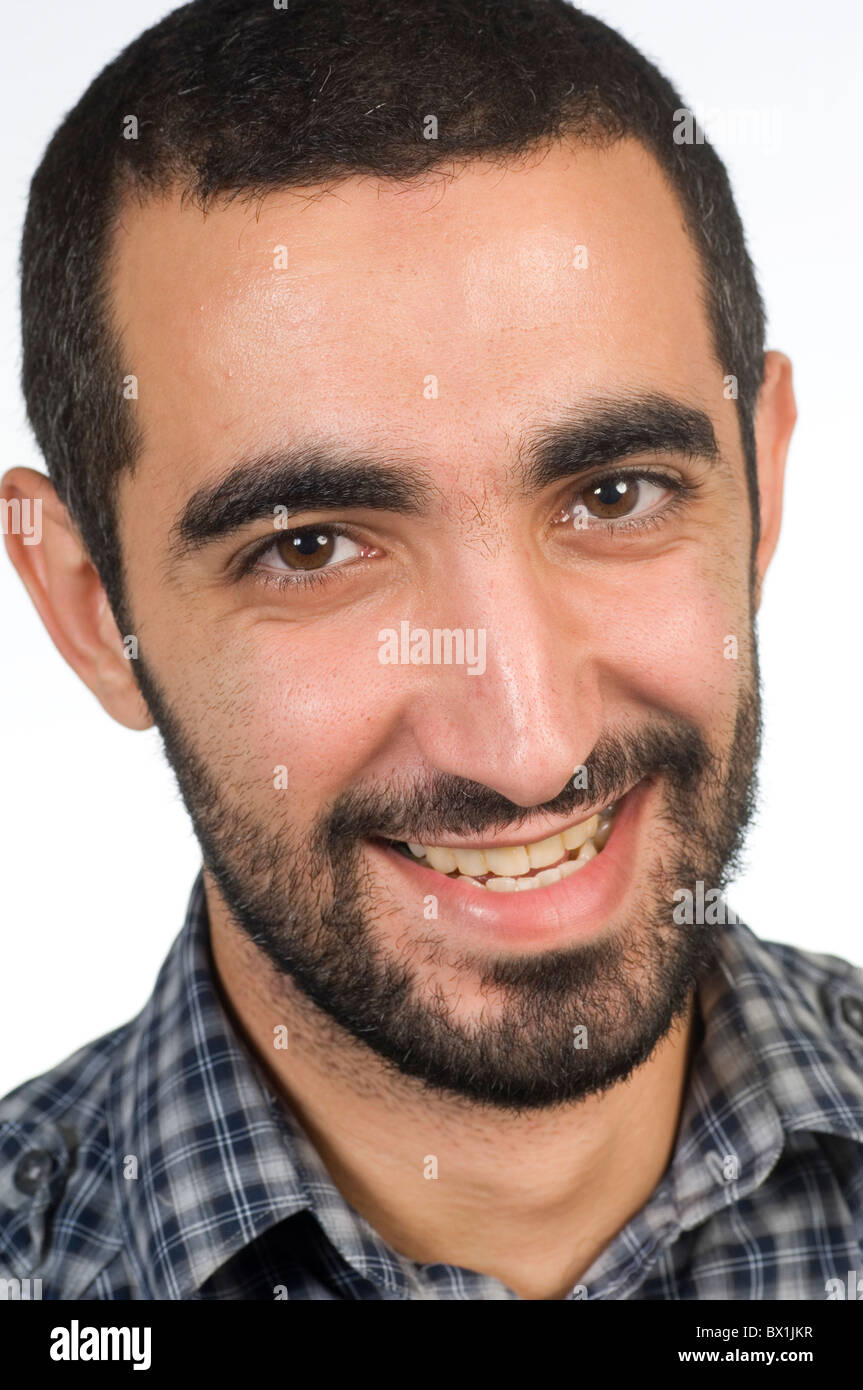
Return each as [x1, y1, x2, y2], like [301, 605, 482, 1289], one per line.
[110, 136, 763, 1110]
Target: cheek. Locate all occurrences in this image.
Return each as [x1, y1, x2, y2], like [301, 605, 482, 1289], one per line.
[197, 622, 408, 811]
[586, 552, 750, 724]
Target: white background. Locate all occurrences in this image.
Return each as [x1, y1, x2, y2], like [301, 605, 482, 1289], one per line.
[1, 1, 860, 1096]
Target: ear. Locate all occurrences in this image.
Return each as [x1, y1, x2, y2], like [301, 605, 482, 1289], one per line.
[1, 467, 154, 730]
[752, 350, 796, 610]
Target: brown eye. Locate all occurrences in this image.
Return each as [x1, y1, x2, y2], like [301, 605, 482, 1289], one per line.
[583, 477, 641, 519]
[275, 530, 337, 570]
[551, 472, 676, 531]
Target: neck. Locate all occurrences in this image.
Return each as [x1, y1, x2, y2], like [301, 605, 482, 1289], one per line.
[209, 890, 698, 1301]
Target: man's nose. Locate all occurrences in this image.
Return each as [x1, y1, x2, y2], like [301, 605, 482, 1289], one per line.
[400, 558, 602, 810]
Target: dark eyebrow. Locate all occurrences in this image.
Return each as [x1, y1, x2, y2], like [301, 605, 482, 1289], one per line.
[519, 392, 720, 493]
[169, 447, 436, 564]
[168, 393, 719, 565]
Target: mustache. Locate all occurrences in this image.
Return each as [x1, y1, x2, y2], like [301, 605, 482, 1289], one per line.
[322, 715, 713, 851]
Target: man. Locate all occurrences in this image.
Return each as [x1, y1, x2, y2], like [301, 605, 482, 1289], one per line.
[2, 0, 861, 1302]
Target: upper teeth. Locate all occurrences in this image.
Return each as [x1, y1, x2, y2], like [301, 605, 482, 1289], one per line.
[405, 808, 614, 880]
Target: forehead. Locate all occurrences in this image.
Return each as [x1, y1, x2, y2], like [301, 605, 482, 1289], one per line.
[109, 136, 720, 512]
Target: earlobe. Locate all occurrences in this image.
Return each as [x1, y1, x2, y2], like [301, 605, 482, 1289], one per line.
[92, 585, 155, 731]
[1, 466, 154, 731]
[753, 350, 796, 610]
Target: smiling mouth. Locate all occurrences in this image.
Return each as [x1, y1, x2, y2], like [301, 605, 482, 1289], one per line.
[379, 802, 618, 893]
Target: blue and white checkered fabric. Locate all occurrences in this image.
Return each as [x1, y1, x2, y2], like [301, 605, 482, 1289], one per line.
[2, 869, 862, 1300]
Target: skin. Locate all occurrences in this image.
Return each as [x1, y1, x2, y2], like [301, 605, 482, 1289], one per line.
[2, 135, 795, 1300]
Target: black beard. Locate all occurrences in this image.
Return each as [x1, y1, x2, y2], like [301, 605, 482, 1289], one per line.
[133, 648, 761, 1115]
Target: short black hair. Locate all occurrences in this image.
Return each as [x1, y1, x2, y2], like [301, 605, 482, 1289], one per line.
[20, 0, 765, 631]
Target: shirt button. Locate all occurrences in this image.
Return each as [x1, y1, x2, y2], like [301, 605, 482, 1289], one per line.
[839, 993, 863, 1037]
[13, 1148, 56, 1196]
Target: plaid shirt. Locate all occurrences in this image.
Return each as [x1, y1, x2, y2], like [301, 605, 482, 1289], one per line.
[2, 869, 863, 1300]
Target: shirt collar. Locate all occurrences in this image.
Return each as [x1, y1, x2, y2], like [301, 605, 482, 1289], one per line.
[676, 916, 863, 1226]
[106, 871, 314, 1298]
[579, 916, 863, 1298]
[106, 871, 863, 1299]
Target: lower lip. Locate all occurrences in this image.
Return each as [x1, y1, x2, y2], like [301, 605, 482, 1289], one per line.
[366, 778, 652, 950]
